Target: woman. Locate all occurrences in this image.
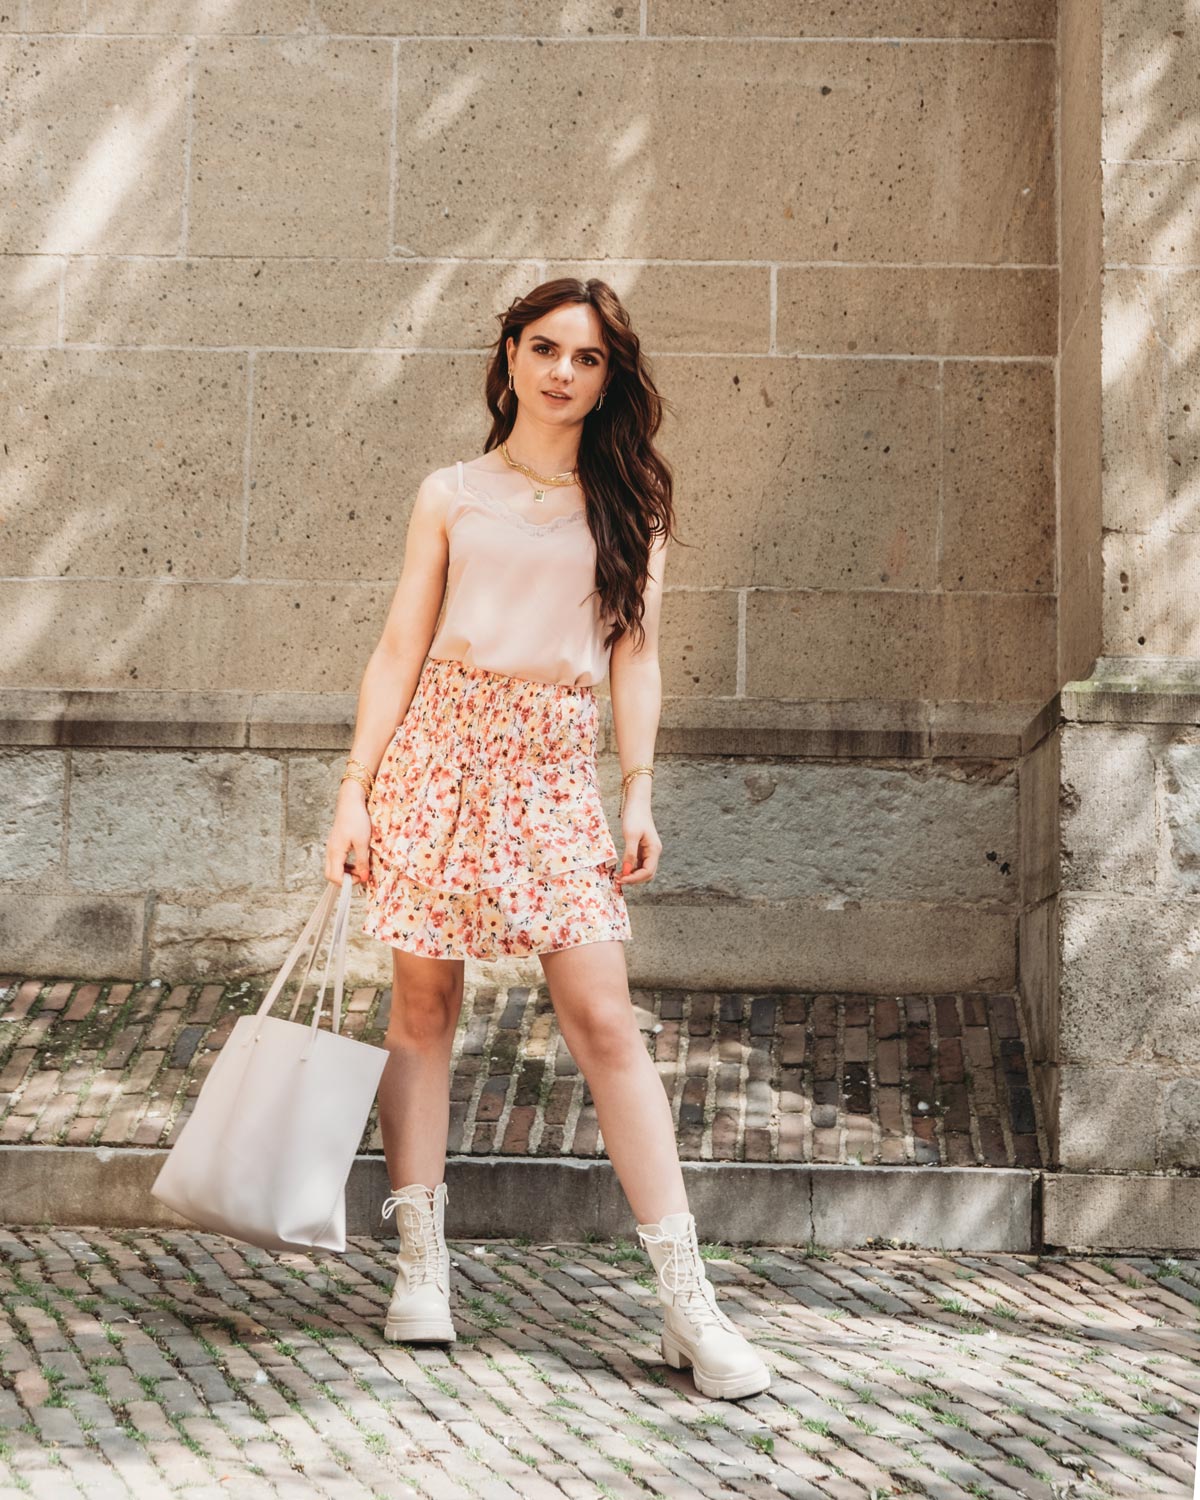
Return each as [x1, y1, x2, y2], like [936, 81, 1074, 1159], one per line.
[325, 278, 770, 1401]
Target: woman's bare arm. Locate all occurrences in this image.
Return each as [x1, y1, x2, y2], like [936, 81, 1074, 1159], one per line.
[609, 533, 668, 889]
[324, 469, 451, 884]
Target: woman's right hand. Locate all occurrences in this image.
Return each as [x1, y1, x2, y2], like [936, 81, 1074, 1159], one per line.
[325, 782, 373, 887]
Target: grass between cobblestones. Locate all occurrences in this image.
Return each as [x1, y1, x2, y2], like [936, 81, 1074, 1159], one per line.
[1, 1227, 1198, 1498]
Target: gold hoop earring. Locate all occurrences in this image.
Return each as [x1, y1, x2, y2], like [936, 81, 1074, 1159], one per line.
[508, 372, 514, 391]
[594, 389, 605, 411]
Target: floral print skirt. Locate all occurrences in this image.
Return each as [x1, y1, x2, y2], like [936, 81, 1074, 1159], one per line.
[361, 655, 632, 960]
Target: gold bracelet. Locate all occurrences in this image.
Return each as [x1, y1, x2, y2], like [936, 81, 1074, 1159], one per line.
[341, 768, 373, 795]
[618, 764, 654, 816]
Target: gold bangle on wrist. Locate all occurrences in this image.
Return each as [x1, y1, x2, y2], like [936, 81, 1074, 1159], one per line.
[342, 757, 374, 796]
[618, 763, 654, 816]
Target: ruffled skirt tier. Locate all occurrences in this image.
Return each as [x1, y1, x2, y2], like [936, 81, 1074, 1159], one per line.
[361, 656, 631, 959]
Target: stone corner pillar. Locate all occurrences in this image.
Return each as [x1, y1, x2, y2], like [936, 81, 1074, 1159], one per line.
[1054, 662, 1200, 1175]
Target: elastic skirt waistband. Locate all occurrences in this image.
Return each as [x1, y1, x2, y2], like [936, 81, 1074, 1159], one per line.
[423, 654, 595, 697]
[402, 655, 599, 768]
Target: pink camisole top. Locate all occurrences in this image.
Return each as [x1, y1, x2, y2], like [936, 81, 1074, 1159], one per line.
[426, 459, 613, 688]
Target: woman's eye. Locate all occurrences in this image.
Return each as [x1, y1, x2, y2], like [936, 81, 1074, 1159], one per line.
[534, 344, 597, 365]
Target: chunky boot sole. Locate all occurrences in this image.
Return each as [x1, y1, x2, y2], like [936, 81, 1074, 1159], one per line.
[384, 1316, 456, 1344]
[662, 1332, 771, 1400]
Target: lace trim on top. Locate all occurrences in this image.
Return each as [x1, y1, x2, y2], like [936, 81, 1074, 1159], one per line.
[457, 462, 589, 537]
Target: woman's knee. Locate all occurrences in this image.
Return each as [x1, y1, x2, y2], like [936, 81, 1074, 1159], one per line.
[562, 1004, 642, 1073]
[386, 970, 462, 1051]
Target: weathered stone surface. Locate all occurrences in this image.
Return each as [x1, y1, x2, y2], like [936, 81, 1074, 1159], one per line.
[625, 897, 1015, 992]
[1018, 894, 1059, 1076]
[391, 39, 1054, 262]
[0, 689, 1050, 760]
[1055, 1065, 1161, 1171]
[547, 260, 770, 351]
[1102, 4, 1200, 163]
[0, 891, 142, 976]
[189, 37, 392, 256]
[67, 751, 284, 894]
[941, 361, 1056, 593]
[1101, 269, 1169, 534]
[1060, 894, 1200, 1068]
[652, 759, 1016, 903]
[653, 1, 1055, 38]
[0, 579, 396, 694]
[0, 35, 188, 255]
[746, 588, 1058, 703]
[1162, 1076, 1200, 1169]
[1161, 743, 1200, 892]
[655, 588, 737, 697]
[777, 265, 1056, 357]
[1057, 271, 1103, 683]
[811, 1165, 1030, 1251]
[1060, 724, 1156, 892]
[149, 889, 385, 981]
[284, 753, 353, 890]
[1019, 725, 1059, 908]
[317, 0, 637, 36]
[658, 357, 940, 593]
[1043, 1170, 1200, 1252]
[0, 751, 64, 881]
[1102, 530, 1200, 657]
[248, 351, 483, 581]
[67, 256, 527, 351]
[1166, 266, 1200, 530]
[0, 351, 246, 579]
[1103, 160, 1200, 267]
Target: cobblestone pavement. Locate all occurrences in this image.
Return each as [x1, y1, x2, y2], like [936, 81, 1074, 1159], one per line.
[2, 1227, 1198, 1499]
[0, 977, 1042, 1168]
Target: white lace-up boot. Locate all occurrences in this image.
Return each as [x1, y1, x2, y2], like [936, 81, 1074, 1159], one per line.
[381, 1182, 455, 1343]
[635, 1210, 771, 1399]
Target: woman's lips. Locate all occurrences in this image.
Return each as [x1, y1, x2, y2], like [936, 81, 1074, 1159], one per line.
[542, 390, 571, 402]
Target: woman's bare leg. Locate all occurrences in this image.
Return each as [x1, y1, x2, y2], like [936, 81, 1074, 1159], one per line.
[376, 949, 465, 1189]
[538, 940, 688, 1224]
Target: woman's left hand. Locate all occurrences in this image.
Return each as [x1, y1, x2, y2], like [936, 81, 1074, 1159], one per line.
[617, 810, 662, 891]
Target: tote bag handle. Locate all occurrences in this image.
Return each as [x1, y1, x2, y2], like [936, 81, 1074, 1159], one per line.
[301, 870, 354, 1060]
[250, 872, 354, 1048]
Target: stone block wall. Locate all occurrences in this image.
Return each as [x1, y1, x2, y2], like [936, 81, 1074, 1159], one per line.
[2, 5, 1056, 987]
[2, 4, 1057, 705]
[1053, 673, 1200, 1173]
[1026, 0, 1200, 1207]
[1, 695, 1024, 987]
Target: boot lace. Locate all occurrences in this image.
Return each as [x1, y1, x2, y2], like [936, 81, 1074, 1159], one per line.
[381, 1187, 444, 1288]
[638, 1224, 739, 1335]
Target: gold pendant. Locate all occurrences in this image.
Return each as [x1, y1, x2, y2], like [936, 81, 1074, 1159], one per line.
[533, 488, 546, 503]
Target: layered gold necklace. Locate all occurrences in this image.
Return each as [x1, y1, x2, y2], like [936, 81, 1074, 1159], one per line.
[499, 440, 577, 503]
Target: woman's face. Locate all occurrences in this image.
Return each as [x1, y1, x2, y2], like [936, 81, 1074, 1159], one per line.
[507, 303, 609, 420]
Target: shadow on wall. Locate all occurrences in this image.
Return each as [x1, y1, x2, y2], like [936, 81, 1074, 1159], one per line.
[1, 11, 1063, 706]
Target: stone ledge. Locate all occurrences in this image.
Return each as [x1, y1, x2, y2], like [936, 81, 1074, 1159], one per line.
[13, 1146, 1200, 1252]
[0, 1146, 1034, 1250]
[0, 688, 1048, 760]
[1043, 1171, 1200, 1252]
[1062, 656, 1200, 726]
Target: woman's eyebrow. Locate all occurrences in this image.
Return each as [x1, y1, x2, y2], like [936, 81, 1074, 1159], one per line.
[533, 337, 607, 356]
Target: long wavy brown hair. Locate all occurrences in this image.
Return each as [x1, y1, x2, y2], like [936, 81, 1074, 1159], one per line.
[482, 278, 680, 653]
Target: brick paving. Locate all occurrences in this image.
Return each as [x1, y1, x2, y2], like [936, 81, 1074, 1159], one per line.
[2, 1225, 1198, 1498]
[0, 977, 1043, 1169]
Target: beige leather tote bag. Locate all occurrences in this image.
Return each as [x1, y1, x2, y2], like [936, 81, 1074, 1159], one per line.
[151, 872, 387, 1253]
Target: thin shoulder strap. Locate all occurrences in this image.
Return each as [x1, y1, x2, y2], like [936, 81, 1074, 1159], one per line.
[455, 459, 464, 493]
